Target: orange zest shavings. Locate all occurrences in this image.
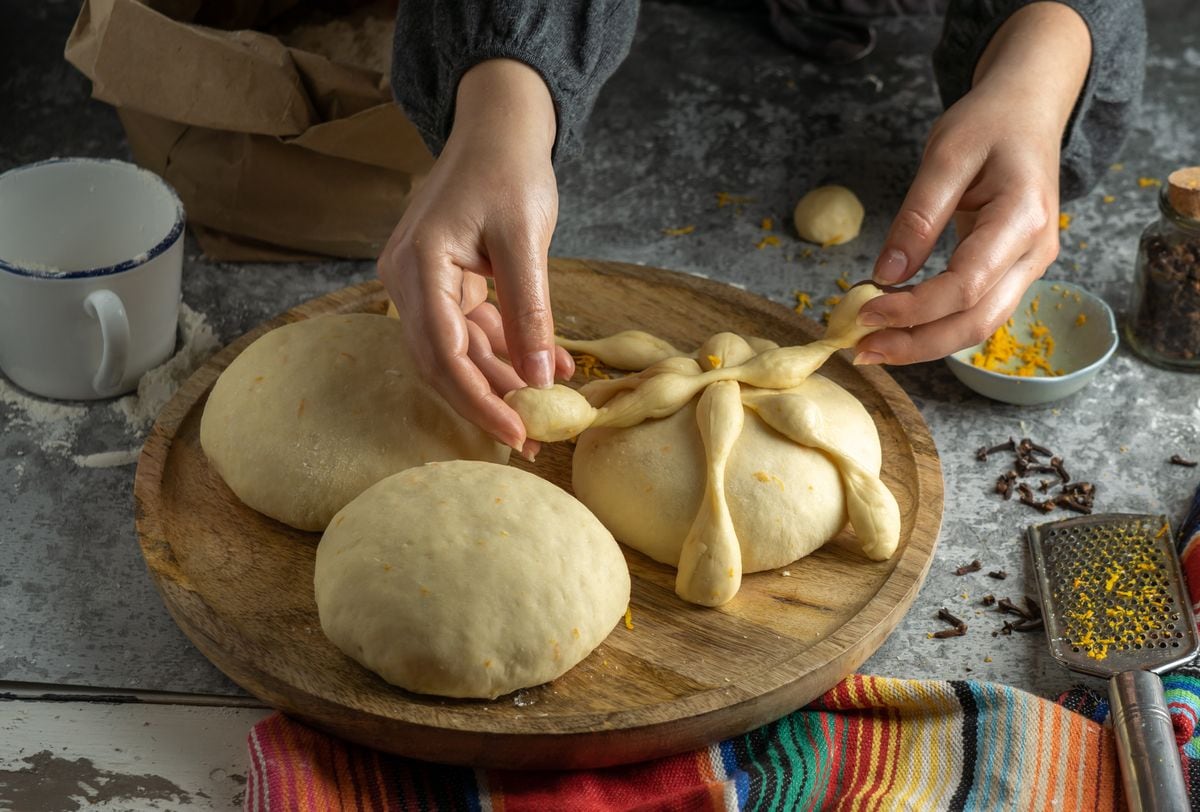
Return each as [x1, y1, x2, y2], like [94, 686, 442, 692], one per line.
[1058, 213, 1071, 230]
[835, 272, 851, 291]
[793, 290, 812, 314]
[1075, 313, 1088, 327]
[1138, 177, 1162, 188]
[624, 606, 634, 630]
[662, 225, 695, 237]
[970, 318, 1060, 377]
[755, 235, 781, 249]
[760, 217, 774, 230]
[574, 353, 611, 381]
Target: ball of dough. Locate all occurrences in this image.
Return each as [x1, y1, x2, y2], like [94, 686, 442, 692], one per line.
[314, 461, 631, 699]
[572, 375, 881, 572]
[200, 314, 508, 531]
[792, 185, 864, 246]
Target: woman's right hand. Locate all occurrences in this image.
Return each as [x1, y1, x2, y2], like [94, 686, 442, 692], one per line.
[378, 59, 574, 458]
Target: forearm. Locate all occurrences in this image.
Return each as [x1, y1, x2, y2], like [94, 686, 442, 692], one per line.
[392, 0, 638, 161]
[934, 0, 1146, 199]
[970, 3, 1091, 135]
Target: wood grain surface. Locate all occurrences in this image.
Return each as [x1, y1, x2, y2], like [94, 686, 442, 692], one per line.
[134, 257, 943, 770]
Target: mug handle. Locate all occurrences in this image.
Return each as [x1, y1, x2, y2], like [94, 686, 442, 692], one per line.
[83, 289, 130, 396]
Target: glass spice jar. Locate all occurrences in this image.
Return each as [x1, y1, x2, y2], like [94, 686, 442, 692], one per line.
[1126, 166, 1200, 370]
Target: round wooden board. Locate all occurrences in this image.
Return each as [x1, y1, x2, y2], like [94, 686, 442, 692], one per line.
[134, 258, 943, 770]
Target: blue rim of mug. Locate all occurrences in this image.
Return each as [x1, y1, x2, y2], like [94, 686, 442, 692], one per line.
[0, 157, 185, 280]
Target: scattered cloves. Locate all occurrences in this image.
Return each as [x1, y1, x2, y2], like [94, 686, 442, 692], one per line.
[981, 594, 996, 606]
[1170, 454, 1198, 468]
[954, 560, 983, 576]
[988, 570, 1008, 580]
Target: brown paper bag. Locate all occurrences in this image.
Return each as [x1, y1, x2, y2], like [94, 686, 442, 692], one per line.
[65, 0, 433, 260]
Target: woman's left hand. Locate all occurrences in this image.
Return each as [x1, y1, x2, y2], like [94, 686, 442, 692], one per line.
[854, 2, 1092, 366]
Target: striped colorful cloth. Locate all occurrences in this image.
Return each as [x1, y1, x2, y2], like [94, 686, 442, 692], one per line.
[246, 486, 1200, 811]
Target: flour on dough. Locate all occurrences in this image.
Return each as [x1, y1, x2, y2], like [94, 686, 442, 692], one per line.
[201, 314, 508, 531]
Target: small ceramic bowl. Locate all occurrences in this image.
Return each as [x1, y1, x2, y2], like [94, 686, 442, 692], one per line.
[944, 278, 1118, 406]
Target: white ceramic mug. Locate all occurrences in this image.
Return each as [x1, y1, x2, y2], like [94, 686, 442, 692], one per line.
[0, 158, 184, 400]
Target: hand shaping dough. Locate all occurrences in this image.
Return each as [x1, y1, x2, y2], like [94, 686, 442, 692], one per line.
[507, 284, 885, 440]
[793, 185, 864, 246]
[314, 461, 631, 699]
[201, 314, 508, 531]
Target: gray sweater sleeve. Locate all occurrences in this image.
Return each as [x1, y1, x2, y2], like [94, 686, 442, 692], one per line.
[932, 0, 1146, 200]
[391, 1, 639, 162]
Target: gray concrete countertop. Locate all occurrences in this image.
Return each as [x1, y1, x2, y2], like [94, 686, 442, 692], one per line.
[2, 0, 1198, 706]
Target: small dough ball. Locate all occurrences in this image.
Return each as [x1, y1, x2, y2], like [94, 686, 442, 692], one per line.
[573, 375, 881, 572]
[793, 185, 864, 246]
[314, 461, 631, 699]
[201, 314, 508, 531]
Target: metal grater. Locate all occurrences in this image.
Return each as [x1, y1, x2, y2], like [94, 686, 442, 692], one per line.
[1029, 513, 1199, 677]
[1029, 513, 1200, 811]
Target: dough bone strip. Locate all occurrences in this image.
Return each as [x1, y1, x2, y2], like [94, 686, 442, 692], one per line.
[674, 380, 745, 606]
[557, 331, 776, 374]
[555, 330, 683, 371]
[508, 284, 885, 441]
[740, 388, 901, 560]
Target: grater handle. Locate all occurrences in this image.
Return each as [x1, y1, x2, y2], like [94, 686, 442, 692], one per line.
[1109, 670, 1188, 811]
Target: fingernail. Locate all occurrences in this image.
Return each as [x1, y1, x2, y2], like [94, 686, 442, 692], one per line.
[873, 249, 907, 285]
[520, 439, 538, 463]
[857, 310, 887, 328]
[523, 350, 555, 389]
[853, 351, 886, 366]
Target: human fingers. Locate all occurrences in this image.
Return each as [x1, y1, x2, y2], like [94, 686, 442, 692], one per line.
[859, 188, 1051, 330]
[465, 318, 525, 395]
[381, 245, 527, 450]
[854, 253, 1046, 366]
[460, 271, 489, 314]
[467, 302, 575, 380]
[872, 131, 986, 287]
[487, 230, 557, 389]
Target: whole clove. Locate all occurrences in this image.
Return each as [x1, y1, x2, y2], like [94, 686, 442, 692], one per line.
[932, 607, 968, 638]
[996, 471, 1017, 500]
[938, 608, 967, 628]
[988, 570, 1008, 580]
[1011, 618, 1044, 633]
[997, 597, 1034, 620]
[954, 560, 983, 576]
[981, 594, 996, 606]
[1025, 596, 1042, 620]
[1050, 456, 1070, 484]
[1170, 454, 1199, 468]
[1039, 479, 1052, 493]
[933, 627, 967, 639]
[976, 438, 1016, 461]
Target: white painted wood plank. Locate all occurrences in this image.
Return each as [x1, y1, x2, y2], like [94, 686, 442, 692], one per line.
[0, 700, 272, 811]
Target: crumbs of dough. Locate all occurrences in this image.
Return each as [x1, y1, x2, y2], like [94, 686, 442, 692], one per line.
[624, 606, 634, 630]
